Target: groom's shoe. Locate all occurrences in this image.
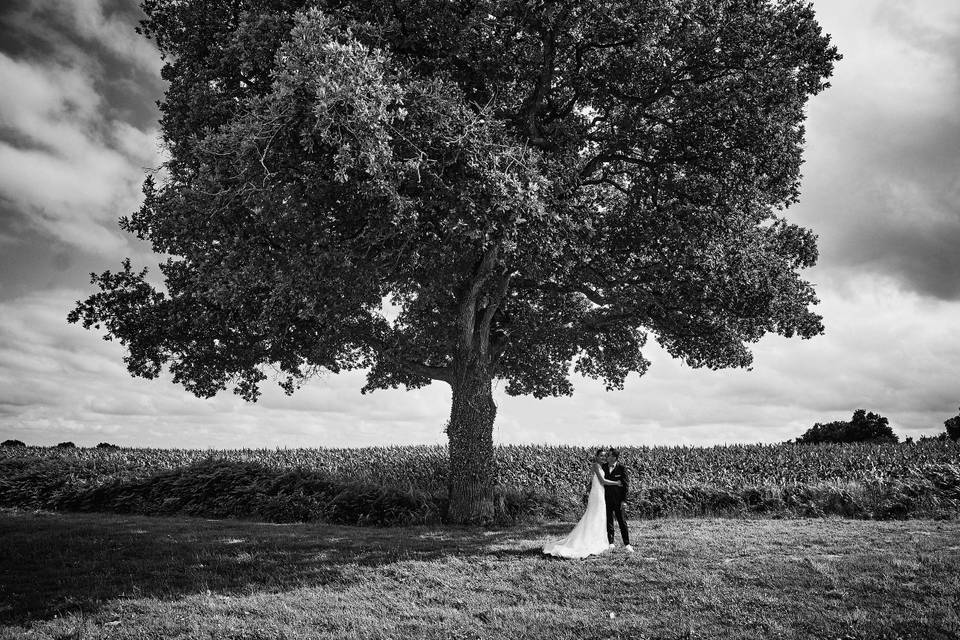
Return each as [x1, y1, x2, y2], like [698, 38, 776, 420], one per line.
[624, 545, 634, 553]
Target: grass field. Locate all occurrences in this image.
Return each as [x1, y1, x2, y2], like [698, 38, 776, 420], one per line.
[2, 509, 958, 639]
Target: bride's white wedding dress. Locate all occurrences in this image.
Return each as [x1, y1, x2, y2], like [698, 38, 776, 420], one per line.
[542, 463, 609, 559]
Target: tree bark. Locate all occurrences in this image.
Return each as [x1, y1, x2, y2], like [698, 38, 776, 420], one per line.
[445, 358, 497, 524]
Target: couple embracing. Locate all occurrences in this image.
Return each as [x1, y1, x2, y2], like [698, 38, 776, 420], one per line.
[543, 448, 633, 559]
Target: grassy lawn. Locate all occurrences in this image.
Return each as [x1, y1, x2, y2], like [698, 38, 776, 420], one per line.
[1, 509, 958, 639]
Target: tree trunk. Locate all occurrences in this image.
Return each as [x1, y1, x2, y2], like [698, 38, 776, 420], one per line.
[445, 359, 497, 524]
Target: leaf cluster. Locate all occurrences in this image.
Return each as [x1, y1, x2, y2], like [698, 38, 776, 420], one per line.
[945, 408, 960, 441]
[71, 0, 841, 400]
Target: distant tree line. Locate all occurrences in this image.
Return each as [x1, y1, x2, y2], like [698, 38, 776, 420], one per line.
[796, 409, 898, 444]
[1, 440, 119, 449]
[5, 407, 960, 449]
[795, 407, 960, 444]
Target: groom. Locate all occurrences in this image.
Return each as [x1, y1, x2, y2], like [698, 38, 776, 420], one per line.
[603, 449, 633, 553]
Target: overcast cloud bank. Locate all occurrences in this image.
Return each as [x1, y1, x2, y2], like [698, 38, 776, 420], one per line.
[1, 0, 958, 448]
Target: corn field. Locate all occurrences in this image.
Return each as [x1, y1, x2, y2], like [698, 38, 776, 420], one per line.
[2, 440, 957, 492]
[2, 441, 959, 523]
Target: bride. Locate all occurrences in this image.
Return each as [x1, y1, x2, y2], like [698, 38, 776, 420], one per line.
[543, 449, 622, 559]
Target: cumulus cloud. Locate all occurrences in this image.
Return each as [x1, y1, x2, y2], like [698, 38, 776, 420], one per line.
[0, 0, 165, 259]
[1, 0, 959, 449]
[0, 288, 456, 448]
[0, 52, 163, 255]
[497, 275, 960, 445]
[794, 0, 960, 299]
[0, 0, 162, 77]
[59, 0, 163, 76]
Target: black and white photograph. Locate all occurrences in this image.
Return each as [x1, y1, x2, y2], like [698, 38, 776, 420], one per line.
[1, 0, 959, 638]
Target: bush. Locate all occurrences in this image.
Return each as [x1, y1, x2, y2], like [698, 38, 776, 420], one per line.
[873, 481, 921, 520]
[1, 440, 25, 447]
[324, 481, 439, 526]
[797, 409, 898, 444]
[819, 483, 869, 518]
[630, 498, 664, 519]
[95, 442, 120, 450]
[945, 409, 960, 441]
[689, 485, 746, 515]
[492, 485, 579, 523]
[742, 487, 787, 515]
[923, 464, 960, 499]
[36, 459, 441, 527]
[57, 442, 76, 449]
[0, 457, 76, 509]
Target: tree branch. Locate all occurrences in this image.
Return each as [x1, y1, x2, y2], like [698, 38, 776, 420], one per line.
[457, 244, 500, 352]
[478, 271, 513, 358]
[365, 334, 453, 383]
[522, 27, 557, 149]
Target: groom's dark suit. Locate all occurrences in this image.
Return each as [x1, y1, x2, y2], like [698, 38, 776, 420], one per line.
[602, 462, 630, 545]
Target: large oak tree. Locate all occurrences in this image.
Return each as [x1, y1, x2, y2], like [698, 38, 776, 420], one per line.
[70, 0, 840, 522]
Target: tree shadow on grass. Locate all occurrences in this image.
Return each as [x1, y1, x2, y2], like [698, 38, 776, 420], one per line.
[0, 508, 575, 625]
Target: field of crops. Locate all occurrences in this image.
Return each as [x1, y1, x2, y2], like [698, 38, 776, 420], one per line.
[2, 440, 959, 523]
[2, 440, 957, 488]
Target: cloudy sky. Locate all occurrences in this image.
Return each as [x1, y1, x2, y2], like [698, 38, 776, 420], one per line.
[1, 0, 958, 449]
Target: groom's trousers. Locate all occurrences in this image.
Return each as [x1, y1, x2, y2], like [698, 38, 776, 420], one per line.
[605, 498, 629, 545]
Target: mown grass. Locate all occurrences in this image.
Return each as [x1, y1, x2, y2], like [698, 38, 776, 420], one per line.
[2, 509, 958, 639]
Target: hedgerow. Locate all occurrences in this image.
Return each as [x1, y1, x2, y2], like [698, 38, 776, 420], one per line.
[1, 441, 958, 524]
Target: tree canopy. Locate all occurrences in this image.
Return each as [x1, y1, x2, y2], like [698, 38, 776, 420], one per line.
[945, 409, 960, 441]
[69, 0, 841, 521]
[797, 410, 899, 445]
[72, 0, 837, 398]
